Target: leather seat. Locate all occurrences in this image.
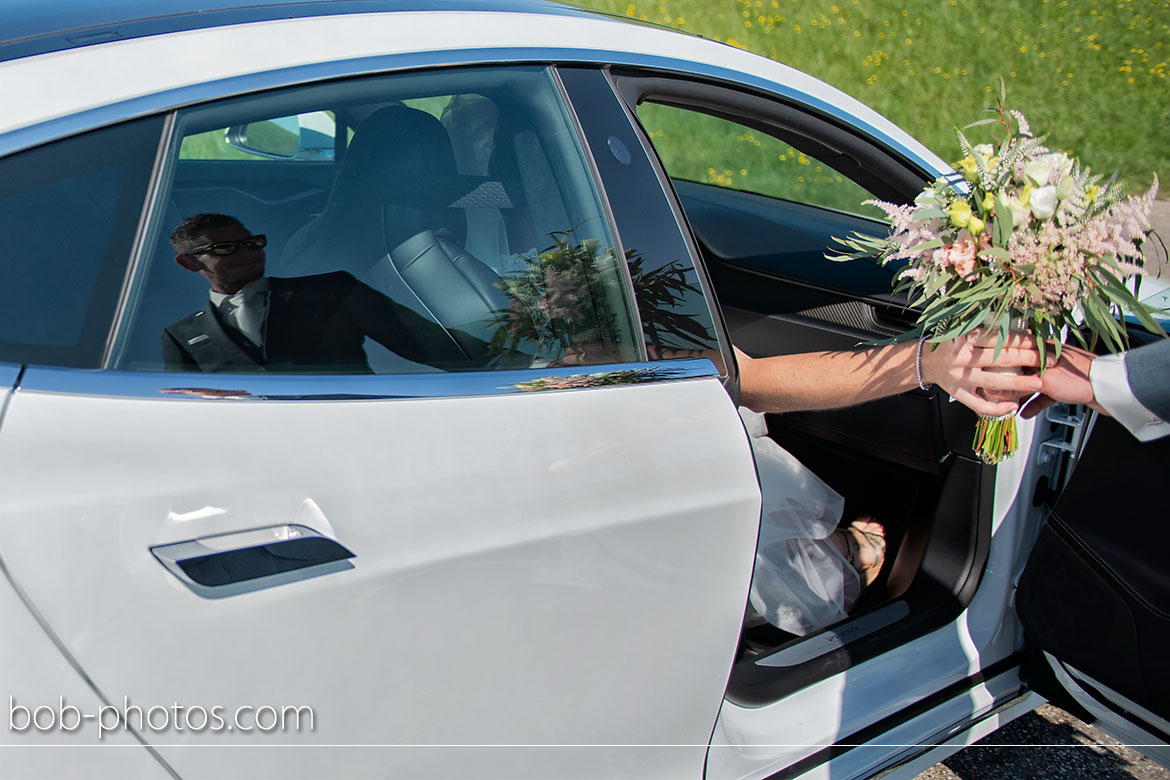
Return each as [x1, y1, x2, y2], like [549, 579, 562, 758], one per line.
[280, 104, 510, 364]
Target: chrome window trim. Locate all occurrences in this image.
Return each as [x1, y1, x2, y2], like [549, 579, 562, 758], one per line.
[0, 47, 950, 182]
[17, 358, 719, 401]
[0, 363, 21, 389]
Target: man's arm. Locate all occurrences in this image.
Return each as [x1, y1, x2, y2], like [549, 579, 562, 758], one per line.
[1024, 339, 1170, 441]
[1120, 338, 1170, 423]
[342, 275, 497, 368]
[738, 331, 1043, 416]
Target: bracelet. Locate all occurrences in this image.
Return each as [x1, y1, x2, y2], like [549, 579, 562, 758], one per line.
[915, 335, 933, 391]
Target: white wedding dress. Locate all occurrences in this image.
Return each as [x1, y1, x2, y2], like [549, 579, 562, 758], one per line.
[740, 408, 861, 636]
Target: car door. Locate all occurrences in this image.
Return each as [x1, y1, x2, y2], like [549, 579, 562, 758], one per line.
[570, 64, 1079, 779]
[0, 65, 762, 780]
[1016, 410, 1170, 764]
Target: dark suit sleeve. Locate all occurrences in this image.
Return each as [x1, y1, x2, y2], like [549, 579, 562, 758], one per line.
[1124, 338, 1170, 422]
[161, 328, 198, 371]
[340, 276, 495, 368]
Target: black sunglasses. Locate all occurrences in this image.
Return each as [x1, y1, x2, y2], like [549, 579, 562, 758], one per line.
[185, 234, 267, 257]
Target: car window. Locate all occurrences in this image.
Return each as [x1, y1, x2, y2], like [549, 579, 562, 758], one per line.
[556, 68, 727, 370]
[0, 118, 163, 368]
[636, 101, 883, 220]
[180, 111, 339, 161]
[112, 66, 641, 374]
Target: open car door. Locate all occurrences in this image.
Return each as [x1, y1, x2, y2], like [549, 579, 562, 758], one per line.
[1016, 413, 1170, 765]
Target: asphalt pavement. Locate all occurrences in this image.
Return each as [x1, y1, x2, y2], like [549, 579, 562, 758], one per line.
[913, 704, 1170, 780]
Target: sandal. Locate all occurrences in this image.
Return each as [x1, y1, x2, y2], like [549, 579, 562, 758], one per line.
[839, 516, 886, 588]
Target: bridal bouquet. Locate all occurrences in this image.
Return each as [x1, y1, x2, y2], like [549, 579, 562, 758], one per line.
[830, 86, 1163, 464]
[489, 230, 623, 359]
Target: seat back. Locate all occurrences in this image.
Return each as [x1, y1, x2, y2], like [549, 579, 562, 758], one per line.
[280, 106, 508, 343]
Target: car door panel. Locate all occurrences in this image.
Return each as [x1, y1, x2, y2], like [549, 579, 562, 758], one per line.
[0, 365, 760, 778]
[1017, 415, 1170, 748]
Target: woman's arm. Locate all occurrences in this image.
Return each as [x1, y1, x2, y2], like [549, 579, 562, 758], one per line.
[737, 331, 1043, 416]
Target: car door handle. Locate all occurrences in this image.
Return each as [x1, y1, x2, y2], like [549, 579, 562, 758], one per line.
[151, 524, 355, 597]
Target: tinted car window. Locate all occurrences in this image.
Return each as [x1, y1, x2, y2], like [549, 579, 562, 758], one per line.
[0, 118, 162, 367]
[114, 67, 640, 374]
[180, 111, 339, 161]
[556, 67, 725, 368]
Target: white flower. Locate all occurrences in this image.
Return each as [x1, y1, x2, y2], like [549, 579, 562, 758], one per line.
[973, 143, 994, 157]
[1023, 153, 1073, 187]
[1030, 185, 1059, 220]
[1055, 175, 1077, 201]
[1005, 195, 1032, 226]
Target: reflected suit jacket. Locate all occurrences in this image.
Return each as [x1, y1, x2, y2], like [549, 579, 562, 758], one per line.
[161, 271, 487, 373]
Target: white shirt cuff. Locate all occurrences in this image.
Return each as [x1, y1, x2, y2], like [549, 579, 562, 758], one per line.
[1090, 353, 1170, 441]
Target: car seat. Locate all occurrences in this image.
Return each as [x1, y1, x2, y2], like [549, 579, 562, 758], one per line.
[279, 105, 511, 364]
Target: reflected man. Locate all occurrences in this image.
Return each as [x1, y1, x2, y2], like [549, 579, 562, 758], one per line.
[162, 213, 487, 373]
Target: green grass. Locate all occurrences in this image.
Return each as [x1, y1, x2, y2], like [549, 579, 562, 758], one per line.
[570, 0, 1169, 197]
[636, 101, 885, 215]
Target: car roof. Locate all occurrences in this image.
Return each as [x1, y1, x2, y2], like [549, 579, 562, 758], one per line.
[0, 1, 949, 180]
[0, 0, 590, 64]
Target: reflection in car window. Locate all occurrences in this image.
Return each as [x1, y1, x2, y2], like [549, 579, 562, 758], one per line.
[0, 118, 163, 368]
[636, 102, 884, 221]
[556, 68, 724, 367]
[180, 111, 338, 161]
[115, 67, 640, 374]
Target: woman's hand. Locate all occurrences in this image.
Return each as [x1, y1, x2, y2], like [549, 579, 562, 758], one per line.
[920, 330, 1044, 417]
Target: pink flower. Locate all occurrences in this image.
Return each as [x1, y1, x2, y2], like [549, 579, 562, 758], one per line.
[946, 232, 978, 279]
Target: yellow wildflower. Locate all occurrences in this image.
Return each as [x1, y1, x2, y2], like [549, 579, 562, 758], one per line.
[949, 200, 973, 228]
[955, 156, 979, 181]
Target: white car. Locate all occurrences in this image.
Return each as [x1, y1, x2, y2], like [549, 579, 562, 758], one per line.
[0, 1, 1165, 778]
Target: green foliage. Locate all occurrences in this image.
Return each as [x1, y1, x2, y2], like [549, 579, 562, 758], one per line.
[179, 131, 256, 160]
[636, 102, 883, 215]
[571, 0, 1168, 195]
[626, 253, 714, 348]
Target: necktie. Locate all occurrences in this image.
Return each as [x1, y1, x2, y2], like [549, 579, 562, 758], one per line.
[222, 290, 267, 347]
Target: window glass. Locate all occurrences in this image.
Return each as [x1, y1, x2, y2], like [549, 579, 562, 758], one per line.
[556, 68, 725, 368]
[0, 118, 162, 367]
[114, 67, 640, 375]
[637, 102, 883, 220]
[180, 111, 338, 161]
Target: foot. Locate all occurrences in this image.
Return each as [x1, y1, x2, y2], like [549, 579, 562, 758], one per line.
[832, 516, 886, 588]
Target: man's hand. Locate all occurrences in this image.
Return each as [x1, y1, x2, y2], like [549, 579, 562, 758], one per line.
[1020, 343, 1102, 419]
[921, 330, 1044, 417]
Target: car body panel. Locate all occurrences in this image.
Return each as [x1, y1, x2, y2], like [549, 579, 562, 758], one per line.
[0, 366, 760, 777]
[1017, 415, 1170, 757]
[0, 562, 169, 777]
[0, 0, 590, 63]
